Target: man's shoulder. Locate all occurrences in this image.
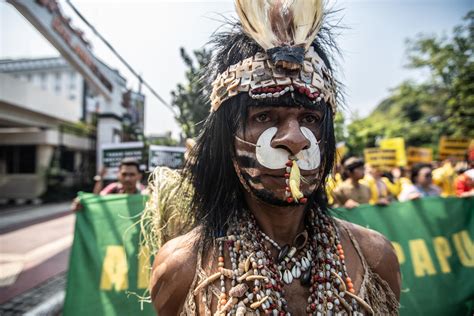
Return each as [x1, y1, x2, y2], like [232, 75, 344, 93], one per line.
[338, 220, 393, 262]
[336, 219, 401, 299]
[150, 227, 202, 314]
[333, 180, 352, 193]
[100, 182, 120, 195]
[429, 184, 441, 194]
[356, 181, 371, 194]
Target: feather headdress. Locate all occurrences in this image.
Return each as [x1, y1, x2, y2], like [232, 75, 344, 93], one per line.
[235, 0, 324, 70]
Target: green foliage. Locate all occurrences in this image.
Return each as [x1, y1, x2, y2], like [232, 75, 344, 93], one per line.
[171, 48, 212, 139]
[347, 11, 474, 155]
[334, 111, 347, 144]
[60, 121, 95, 137]
[147, 135, 178, 146]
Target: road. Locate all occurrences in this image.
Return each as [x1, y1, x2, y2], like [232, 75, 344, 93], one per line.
[0, 203, 74, 314]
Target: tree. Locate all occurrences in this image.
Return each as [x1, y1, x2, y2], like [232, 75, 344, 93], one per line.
[171, 48, 212, 139]
[406, 10, 474, 138]
[346, 11, 474, 155]
[333, 111, 347, 144]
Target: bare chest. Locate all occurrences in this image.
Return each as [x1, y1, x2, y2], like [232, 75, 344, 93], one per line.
[283, 282, 311, 314]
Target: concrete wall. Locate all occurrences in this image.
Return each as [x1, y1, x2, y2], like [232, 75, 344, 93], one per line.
[0, 130, 93, 200]
[0, 73, 81, 123]
[12, 68, 84, 106]
[0, 145, 52, 199]
[0, 129, 91, 151]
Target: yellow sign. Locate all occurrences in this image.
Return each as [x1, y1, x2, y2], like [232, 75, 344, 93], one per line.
[335, 142, 348, 165]
[364, 148, 397, 171]
[380, 137, 407, 167]
[438, 136, 471, 160]
[407, 147, 433, 165]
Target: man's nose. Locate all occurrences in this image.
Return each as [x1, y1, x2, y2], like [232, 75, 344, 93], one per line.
[270, 119, 310, 155]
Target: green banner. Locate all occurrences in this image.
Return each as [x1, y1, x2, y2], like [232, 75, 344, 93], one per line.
[336, 196, 474, 315]
[64, 194, 473, 315]
[64, 193, 154, 316]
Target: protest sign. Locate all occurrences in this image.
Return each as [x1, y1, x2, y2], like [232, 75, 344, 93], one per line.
[380, 137, 407, 167]
[100, 142, 145, 180]
[335, 142, 348, 165]
[336, 197, 474, 315]
[438, 136, 470, 161]
[364, 148, 397, 171]
[64, 195, 474, 315]
[64, 193, 153, 316]
[407, 146, 433, 165]
[148, 145, 186, 170]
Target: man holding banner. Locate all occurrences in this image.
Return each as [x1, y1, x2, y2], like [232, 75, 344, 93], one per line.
[98, 158, 145, 195]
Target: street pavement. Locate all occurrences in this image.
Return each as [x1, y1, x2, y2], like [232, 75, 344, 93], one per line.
[0, 202, 72, 234]
[0, 202, 74, 314]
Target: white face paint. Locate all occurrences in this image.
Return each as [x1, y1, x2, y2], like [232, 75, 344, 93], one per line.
[255, 127, 321, 170]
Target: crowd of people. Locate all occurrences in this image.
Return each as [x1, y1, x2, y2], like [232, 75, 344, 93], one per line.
[327, 150, 474, 209]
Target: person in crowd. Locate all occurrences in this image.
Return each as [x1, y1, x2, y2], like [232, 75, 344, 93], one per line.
[432, 158, 456, 197]
[398, 163, 440, 201]
[149, 1, 400, 314]
[454, 166, 474, 197]
[361, 164, 393, 205]
[332, 157, 371, 209]
[385, 166, 412, 199]
[96, 158, 145, 195]
[325, 163, 343, 205]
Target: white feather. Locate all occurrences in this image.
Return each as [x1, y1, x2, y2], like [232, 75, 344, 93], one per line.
[292, 0, 324, 49]
[235, 0, 324, 51]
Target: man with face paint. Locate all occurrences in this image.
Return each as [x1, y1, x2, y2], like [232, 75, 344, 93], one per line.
[149, 1, 400, 315]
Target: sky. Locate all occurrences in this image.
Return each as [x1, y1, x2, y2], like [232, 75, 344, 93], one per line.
[0, 0, 471, 138]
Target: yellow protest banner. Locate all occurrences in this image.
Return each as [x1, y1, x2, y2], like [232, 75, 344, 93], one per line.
[407, 147, 433, 165]
[364, 148, 397, 171]
[380, 137, 407, 167]
[438, 136, 471, 161]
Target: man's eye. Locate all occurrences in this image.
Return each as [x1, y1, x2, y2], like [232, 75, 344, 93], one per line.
[302, 115, 319, 124]
[255, 113, 270, 123]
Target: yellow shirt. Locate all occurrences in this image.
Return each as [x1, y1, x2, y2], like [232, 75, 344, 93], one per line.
[326, 173, 343, 205]
[332, 179, 371, 207]
[432, 163, 456, 197]
[360, 175, 393, 204]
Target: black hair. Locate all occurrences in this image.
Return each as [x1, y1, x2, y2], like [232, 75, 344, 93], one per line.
[184, 22, 340, 240]
[119, 158, 140, 173]
[344, 159, 364, 173]
[410, 163, 432, 184]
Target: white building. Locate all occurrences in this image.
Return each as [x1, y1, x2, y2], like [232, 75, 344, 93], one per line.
[0, 57, 132, 202]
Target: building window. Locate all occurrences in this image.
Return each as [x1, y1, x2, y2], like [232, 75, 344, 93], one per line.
[54, 72, 62, 94]
[0, 145, 36, 174]
[69, 94, 76, 100]
[40, 73, 47, 90]
[60, 150, 75, 172]
[69, 71, 76, 90]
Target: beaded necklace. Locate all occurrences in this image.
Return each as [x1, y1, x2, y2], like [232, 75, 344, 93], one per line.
[194, 208, 373, 315]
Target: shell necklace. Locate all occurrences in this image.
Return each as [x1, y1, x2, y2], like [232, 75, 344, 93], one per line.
[194, 208, 373, 315]
[260, 229, 312, 285]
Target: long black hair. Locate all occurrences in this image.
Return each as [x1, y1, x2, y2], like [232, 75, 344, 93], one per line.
[183, 22, 340, 240]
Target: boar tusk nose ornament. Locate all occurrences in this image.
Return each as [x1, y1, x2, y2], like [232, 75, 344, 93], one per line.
[284, 158, 308, 204]
[235, 127, 321, 170]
